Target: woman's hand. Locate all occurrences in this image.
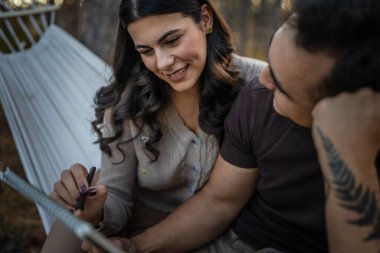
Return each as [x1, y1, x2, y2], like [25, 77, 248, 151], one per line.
[50, 163, 107, 226]
[81, 237, 136, 253]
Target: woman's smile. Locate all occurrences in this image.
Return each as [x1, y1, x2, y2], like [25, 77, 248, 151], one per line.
[128, 13, 208, 93]
[166, 65, 189, 82]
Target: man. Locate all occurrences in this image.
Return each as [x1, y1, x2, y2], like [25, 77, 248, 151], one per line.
[84, 0, 380, 252]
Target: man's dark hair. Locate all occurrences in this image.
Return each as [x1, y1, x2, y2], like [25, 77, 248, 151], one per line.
[325, 40, 380, 96]
[291, 0, 380, 97]
[293, 0, 380, 55]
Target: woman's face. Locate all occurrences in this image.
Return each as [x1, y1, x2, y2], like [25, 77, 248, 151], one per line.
[127, 6, 212, 94]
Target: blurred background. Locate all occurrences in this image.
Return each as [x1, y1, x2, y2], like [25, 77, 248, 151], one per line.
[0, 0, 291, 252]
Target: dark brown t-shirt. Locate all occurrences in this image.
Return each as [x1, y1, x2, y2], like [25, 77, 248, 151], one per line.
[220, 78, 328, 253]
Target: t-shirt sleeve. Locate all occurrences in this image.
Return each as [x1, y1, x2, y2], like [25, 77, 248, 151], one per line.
[220, 80, 258, 168]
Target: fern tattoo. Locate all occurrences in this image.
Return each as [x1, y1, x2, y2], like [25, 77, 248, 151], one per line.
[317, 127, 380, 241]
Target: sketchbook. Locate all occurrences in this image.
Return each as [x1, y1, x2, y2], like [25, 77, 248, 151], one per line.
[0, 167, 126, 253]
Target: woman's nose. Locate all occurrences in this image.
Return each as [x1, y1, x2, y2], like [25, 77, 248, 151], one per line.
[156, 50, 174, 70]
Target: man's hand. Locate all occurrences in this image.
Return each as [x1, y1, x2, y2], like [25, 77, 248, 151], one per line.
[313, 87, 380, 171]
[131, 155, 258, 253]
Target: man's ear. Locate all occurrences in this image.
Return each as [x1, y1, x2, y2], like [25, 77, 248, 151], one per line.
[200, 4, 214, 33]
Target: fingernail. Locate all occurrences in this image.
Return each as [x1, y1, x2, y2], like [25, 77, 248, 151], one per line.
[88, 189, 97, 196]
[80, 185, 88, 193]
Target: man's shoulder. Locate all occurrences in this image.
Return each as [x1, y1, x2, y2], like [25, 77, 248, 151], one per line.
[230, 77, 291, 132]
[227, 77, 274, 129]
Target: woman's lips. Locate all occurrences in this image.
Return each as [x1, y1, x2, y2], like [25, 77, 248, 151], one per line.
[167, 65, 188, 82]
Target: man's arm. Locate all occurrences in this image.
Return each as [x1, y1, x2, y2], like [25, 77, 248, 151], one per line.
[312, 88, 380, 253]
[131, 154, 258, 253]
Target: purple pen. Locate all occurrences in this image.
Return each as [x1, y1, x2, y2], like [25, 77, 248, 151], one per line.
[76, 166, 96, 210]
[0, 167, 125, 253]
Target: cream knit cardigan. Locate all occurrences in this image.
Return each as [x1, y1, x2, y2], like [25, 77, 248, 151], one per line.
[98, 55, 267, 235]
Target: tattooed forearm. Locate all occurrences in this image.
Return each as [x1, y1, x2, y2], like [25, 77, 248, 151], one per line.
[324, 179, 332, 201]
[317, 127, 380, 241]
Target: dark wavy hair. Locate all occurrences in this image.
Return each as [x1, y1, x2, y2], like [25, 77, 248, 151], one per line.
[289, 0, 380, 99]
[92, 0, 241, 162]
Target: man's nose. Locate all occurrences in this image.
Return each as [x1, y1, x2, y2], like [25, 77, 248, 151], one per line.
[259, 67, 276, 91]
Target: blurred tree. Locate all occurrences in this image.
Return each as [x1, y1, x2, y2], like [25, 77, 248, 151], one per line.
[239, 0, 251, 55]
[2, 0, 290, 61]
[56, 0, 120, 63]
[251, 0, 282, 59]
[55, 0, 283, 62]
[215, 0, 283, 60]
[79, 0, 120, 63]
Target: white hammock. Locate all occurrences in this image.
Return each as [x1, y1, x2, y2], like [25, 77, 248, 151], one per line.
[0, 6, 111, 233]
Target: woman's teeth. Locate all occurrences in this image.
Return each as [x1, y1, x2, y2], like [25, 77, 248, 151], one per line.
[169, 66, 186, 78]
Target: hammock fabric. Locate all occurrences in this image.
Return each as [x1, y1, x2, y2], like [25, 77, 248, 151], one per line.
[0, 12, 110, 232]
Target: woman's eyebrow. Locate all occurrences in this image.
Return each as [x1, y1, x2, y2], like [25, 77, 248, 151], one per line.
[157, 29, 181, 44]
[135, 29, 181, 50]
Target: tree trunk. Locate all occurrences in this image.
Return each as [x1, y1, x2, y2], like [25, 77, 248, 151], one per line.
[239, 0, 251, 54]
[79, 0, 120, 63]
[56, 0, 120, 63]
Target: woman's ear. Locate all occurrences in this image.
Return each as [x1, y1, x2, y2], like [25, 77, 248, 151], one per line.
[200, 4, 213, 34]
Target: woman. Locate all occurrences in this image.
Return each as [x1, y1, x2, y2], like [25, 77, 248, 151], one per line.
[42, 0, 265, 252]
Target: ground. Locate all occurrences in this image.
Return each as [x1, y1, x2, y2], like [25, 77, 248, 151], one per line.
[0, 105, 46, 252]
